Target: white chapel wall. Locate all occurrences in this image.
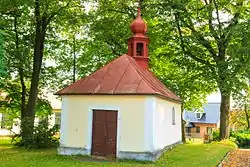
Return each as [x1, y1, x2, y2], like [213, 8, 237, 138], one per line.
[153, 97, 182, 150]
[60, 95, 147, 152]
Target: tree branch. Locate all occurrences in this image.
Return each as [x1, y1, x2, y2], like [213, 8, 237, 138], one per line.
[204, 0, 220, 41]
[213, 0, 222, 34]
[174, 13, 215, 71]
[46, 2, 70, 28]
[222, 1, 243, 48]
[172, 4, 218, 60]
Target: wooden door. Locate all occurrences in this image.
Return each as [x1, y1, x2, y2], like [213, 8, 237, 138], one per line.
[105, 111, 117, 157]
[91, 111, 106, 156]
[91, 110, 117, 158]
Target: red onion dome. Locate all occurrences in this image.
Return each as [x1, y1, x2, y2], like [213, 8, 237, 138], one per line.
[130, 8, 147, 36]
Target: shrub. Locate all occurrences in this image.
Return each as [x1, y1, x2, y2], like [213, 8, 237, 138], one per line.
[12, 119, 59, 149]
[230, 130, 250, 148]
[212, 130, 220, 141]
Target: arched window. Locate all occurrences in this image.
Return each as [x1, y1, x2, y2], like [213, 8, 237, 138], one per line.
[172, 107, 176, 125]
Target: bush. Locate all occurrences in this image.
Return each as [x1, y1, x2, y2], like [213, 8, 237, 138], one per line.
[12, 119, 60, 149]
[230, 130, 250, 148]
[212, 130, 220, 141]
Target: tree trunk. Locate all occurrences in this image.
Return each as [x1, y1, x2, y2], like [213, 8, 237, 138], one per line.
[14, 15, 27, 136]
[23, 31, 45, 138]
[181, 105, 186, 143]
[19, 67, 27, 136]
[22, 0, 46, 138]
[219, 92, 231, 140]
[244, 104, 250, 130]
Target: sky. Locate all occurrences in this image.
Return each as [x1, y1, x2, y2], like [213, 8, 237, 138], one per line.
[207, 92, 221, 103]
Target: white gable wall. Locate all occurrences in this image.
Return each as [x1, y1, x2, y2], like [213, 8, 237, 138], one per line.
[60, 95, 147, 152]
[153, 97, 182, 150]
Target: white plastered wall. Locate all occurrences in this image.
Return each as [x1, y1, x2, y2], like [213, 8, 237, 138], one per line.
[153, 97, 182, 150]
[60, 95, 147, 153]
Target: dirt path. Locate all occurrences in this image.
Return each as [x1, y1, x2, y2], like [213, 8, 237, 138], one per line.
[221, 149, 250, 167]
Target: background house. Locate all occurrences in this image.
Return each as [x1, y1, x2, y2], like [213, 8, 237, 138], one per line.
[0, 93, 61, 136]
[183, 103, 220, 138]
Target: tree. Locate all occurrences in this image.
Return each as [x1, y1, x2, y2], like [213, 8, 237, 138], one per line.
[0, 78, 53, 134]
[147, 0, 250, 139]
[0, 0, 85, 141]
[152, 56, 216, 141]
[0, 30, 6, 78]
[47, 12, 89, 86]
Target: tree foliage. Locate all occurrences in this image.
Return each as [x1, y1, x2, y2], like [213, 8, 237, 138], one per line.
[0, 0, 250, 144]
[0, 29, 6, 79]
[86, 0, 250, 139]
[0, 0, 85, 145]
[85, 0, 216, 111]
[144, 0, 250, 139]
[232, 85, 250, 130]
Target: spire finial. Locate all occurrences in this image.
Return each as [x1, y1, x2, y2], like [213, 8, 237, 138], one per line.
[130, 6, 147, 36]
[137, 7, 141, 17]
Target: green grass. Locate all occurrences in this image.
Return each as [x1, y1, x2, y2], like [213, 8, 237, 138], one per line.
[0, 139, 236, 167]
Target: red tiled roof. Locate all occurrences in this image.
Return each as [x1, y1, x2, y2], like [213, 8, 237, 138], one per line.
[56, 54, 181, 102]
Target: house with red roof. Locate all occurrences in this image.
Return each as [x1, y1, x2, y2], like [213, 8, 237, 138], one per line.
[56, 8, 182, 161]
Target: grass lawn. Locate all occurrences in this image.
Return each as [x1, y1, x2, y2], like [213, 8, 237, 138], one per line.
[0, 138, 236, 167]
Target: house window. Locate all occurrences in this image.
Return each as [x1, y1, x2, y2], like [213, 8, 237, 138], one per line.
[207, 127, 212, 134]
[0, 113, 11, 129]
[136, 43, 143, 56]
[172, 107, 176, 125]
[185, 127, 191, 136]
[196, 112, 203, 119]
[196, 126, 200, 133]
[55, 112, 61, 125]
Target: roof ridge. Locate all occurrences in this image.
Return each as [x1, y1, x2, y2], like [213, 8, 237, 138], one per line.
[121, 54, 145, 92]
[146, 71, 169, 91]
[56, 55, 126, 95]
[145, 70, 176, 97]
[92, 59, 115, 93]
[56, 54, 181, 102]
[143, 70, 167, 94]
[125, 55, 160, 94]
[113, 59, 131, 93]
[125, 55, 180, 101]
[135, 78, 144, 92]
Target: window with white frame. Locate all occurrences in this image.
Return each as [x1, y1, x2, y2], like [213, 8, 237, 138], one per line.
[0, 113, 11, 129]
[195, 112, 203, 119]
[55, 112, 61, 126]
[172, 107, 176, 125]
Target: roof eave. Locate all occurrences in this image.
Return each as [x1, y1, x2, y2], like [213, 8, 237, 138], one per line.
[190, 121, 218, 124]
[54, 92, 182, 104]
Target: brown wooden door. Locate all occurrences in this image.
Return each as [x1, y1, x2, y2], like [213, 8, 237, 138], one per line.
[105, 111, 117, 157]
[91, 110, 117, 158]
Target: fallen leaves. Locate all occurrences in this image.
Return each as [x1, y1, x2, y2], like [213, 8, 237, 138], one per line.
[221, 149, 250, 167]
